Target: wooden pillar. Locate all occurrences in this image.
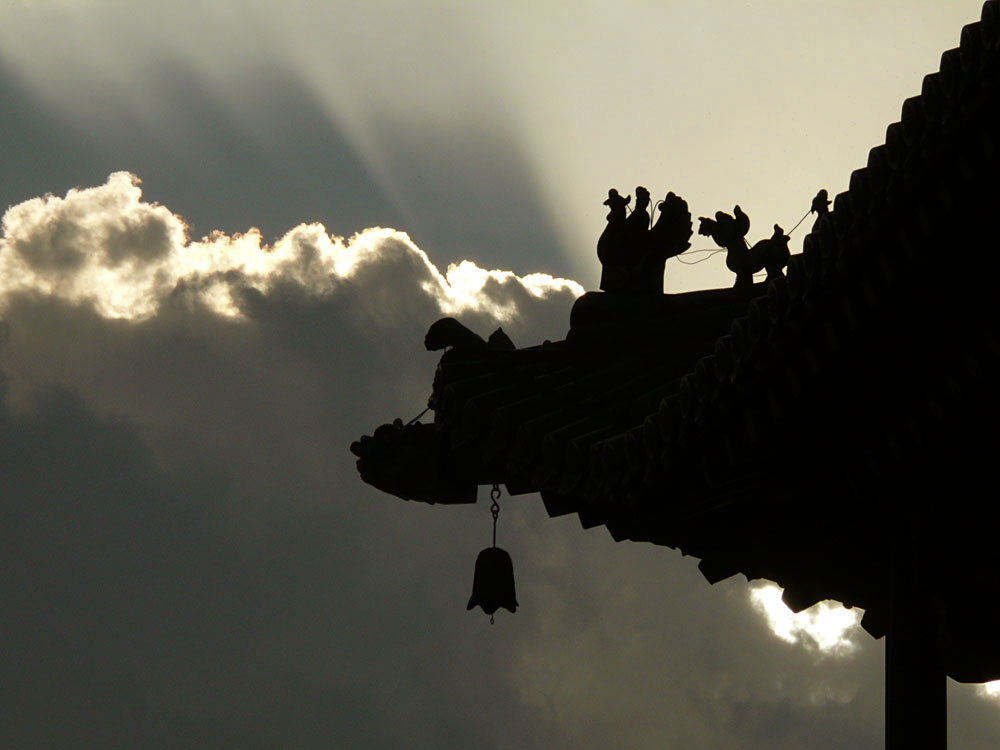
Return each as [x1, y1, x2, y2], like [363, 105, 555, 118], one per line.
[885, 621, 946, 748]
[885, 520, 946, 749]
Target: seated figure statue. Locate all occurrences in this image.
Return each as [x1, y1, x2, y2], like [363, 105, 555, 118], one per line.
[597, 188, 631, 292]
[597, 186, 692, 294]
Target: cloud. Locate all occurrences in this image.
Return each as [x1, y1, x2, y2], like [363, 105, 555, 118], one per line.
[0, 174, 583, 747]
[0, 172, 582, 324]
[749, 583, 862, 656]
[4, 173, 181, 274]
[1, 175, 997, 748]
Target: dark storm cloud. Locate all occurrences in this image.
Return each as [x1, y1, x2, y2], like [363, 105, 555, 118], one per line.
[0, 385, 234, 746]
[0, 296, 559, 748]
[0, 375, 520, 748]
[2, 175, 998, 747]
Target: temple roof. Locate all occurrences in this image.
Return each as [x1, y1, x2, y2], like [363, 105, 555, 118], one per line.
[353, 3, 1000, 683]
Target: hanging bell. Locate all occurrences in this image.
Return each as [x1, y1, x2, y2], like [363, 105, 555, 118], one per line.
[467, 546, 518, 616]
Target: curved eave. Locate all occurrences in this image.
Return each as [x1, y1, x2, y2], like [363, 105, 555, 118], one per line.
[352, 3, 1000, 683]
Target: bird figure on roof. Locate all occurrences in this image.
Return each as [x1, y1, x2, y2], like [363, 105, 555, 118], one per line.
[811, 188, 832, 232]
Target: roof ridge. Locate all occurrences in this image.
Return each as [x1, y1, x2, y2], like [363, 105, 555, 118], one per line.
[599, 5, 1000, 507]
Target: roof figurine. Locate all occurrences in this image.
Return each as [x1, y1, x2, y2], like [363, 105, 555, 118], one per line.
[602, 187, 631, 212]
[810, 188, 832, 232]
[622, 185, 651, 249]
[597, 188, 631, 292]
[811, 188, 832, 214]
[597, 186, 692, 295]
[424, 317, 515, 352]
[698, 205, 790, 288]
[645, 191, 693, 292]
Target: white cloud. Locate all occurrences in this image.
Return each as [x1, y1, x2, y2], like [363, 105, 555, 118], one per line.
[976, 681, 1000, 701]
[749, 583, 863, 656]
[0, 172, 583, 322]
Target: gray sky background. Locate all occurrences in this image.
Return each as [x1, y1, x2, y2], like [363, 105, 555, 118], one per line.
[1, 2, 997, 748]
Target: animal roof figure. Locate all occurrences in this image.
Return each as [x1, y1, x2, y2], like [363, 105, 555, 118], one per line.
[698, 206, 790, 288]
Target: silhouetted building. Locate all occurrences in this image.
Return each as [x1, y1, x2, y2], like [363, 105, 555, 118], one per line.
[352, 6, 1000, 748]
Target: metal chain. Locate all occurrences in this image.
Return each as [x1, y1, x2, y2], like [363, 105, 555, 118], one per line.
[490, 483, 500, 547]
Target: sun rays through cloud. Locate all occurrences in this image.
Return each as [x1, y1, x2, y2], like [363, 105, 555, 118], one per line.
[2, 2, 999, 747]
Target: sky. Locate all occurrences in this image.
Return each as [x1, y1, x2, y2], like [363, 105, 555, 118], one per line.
[0, 1, 997, 748]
